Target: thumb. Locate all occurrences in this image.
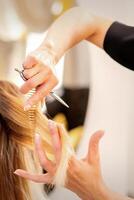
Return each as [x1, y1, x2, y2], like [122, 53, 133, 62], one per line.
[86, 130, 104, 165]
[23, 55, 37, 69]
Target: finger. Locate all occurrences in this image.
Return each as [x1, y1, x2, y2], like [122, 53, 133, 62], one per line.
[22, 64, 42, 80]
[24, 77, 58, 110]
[20, 68, 51, 94]
[14, 169, 52, 183]
[41, 97, 46, 108]
[87, 130, 104, 165]
[58, 123, 68, 137]
[23, 55, 37, 69]
[35, 134, 54, 174]
[48, 120, 62, 164]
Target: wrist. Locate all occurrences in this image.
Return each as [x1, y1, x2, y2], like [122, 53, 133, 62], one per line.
[32, 43, 58, 69]
[39, 7, 98, 62]
[38, 38, 62, 63]
[65, 157, 112, 200]
[93, 182, 117, 200]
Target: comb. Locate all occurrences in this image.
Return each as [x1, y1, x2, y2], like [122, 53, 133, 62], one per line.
[15, 68, 40, 130]
[25, 88, 38, 131]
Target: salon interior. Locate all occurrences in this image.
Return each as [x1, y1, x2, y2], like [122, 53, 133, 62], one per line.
[0, 0, 134, 199]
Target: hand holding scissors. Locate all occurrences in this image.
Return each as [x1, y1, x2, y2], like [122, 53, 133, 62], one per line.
[15, 50, 69, 110]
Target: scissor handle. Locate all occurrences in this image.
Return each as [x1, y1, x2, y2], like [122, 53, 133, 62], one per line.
[15, 68, 28, 81]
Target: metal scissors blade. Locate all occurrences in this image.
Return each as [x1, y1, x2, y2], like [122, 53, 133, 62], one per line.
[50, 92, 69, 108]
[15, 68, 69, 108]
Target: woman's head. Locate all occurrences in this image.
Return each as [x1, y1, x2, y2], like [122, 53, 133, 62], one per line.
[0, 80, 73, 200]
[0, 80, 51, 151]
[0, 80, 53, 200]
[0, 80, 32, 200]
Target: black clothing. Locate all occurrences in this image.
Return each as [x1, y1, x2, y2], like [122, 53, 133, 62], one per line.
[104, 22, 134, 71]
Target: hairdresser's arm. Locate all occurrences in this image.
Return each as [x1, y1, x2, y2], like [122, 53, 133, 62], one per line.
[35, 7, 112, 59]
[21, 7, 112, 110]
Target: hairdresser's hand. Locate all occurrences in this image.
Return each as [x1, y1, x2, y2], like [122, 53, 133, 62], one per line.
[14, 120, 62, 183]
[15, 121, 106, 200]
[66, 130, 106, 200]
[20, 49, 58, 111]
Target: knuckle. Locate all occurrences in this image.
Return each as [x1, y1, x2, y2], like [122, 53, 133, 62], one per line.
[68, 157, 80, 175]
[23, 70, 30, 79]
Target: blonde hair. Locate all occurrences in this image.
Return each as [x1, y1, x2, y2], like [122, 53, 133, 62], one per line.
[0, 80, 74, 200]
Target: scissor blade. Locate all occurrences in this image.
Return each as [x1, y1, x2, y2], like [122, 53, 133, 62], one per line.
[50, 92, 69, 108]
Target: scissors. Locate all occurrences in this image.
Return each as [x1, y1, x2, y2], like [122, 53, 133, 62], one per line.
[15, 68, 69, 108]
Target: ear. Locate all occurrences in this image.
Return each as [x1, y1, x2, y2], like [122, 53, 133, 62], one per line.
[86, 130, 104, 166]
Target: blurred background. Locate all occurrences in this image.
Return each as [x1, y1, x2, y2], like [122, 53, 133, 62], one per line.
[0, 0, 134, 199]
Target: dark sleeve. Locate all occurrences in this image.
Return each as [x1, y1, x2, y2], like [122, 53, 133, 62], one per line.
[103, 22, 134, 71]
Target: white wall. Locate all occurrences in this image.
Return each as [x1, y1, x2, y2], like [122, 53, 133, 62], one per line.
[77, 0, 134, 196]
[78, 44, 134, 194]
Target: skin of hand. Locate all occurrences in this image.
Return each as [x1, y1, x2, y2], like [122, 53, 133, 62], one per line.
[14, 120, 133, 200]
[21, 49, 58, 111]
[14, 120, 63, 184]
[21, 7, 113, 110]
[13, 120, 106, 200]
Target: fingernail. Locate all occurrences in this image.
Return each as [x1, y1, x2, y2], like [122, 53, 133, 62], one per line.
[48, 119, 55, 128]
[48, 120, 57, 135]
[24, 104, 31, 111]
[14, 171, 19, 175]
[48, 119, 53, 124]
[35, 133, 40, 141]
